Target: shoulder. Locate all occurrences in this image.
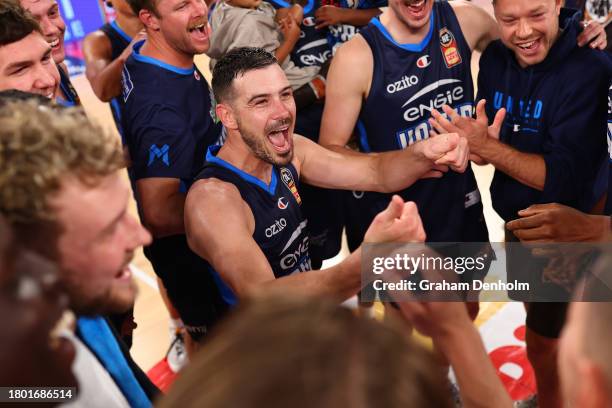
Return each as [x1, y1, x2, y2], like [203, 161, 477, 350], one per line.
[449, 0, 491, 23]
[83, 30, 111, 51]
[335, 33, 373, 64]
[186, 177, 247, 221]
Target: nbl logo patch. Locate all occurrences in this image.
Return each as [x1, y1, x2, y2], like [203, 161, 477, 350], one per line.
[280, 168, 302, 204]
[439, 27, 462, 69]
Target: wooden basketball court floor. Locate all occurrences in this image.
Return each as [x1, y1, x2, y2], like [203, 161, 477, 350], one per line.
[69, 0, 506, 372]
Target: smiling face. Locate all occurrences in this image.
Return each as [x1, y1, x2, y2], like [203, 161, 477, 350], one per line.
[388, 0, 434, 32]
[0, 31, 59, 98]
[20, 0, 66, 64]
[494, 0, 561, 68]
[51, 173, 152, 315]
[151, 0, 211, 57]
[224, 64, 296, 166]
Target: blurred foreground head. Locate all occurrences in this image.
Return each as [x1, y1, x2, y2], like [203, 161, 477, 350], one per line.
[0, 98, 151, 316]
[0, 215, 76, 389]
[160, 295, 452, 408]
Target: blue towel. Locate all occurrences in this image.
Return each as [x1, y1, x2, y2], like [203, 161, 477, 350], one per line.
[77, 316, 151, 408]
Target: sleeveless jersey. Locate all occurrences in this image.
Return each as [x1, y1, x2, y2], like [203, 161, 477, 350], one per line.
[268, 0, 332, 68]
[196, 146, 312, 305]
[350, 0, 485, 243]
[57, 65, 81, 107]
[100, 20, 132, 140]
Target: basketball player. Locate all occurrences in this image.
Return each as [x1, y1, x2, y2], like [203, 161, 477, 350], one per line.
[19, 0, 80, 105]
[185, 47, 469, 306]
[122, 0, 228, 345]
[0, 0, 59, 98]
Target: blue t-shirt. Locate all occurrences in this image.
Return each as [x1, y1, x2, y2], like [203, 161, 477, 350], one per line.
[121, 41, 222, 187]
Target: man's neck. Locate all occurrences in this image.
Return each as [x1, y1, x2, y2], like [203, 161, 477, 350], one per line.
[140, 33, 193, 69]
[380, 8, 431, 44]
[217, 134, 274, 184]
[114, 14, 143, 38]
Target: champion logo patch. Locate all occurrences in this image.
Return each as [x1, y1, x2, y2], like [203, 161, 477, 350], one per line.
[194, 70, 201, 81]
[278, 197, 289, 210]
[416, 55, 431, 68]
[302, 16, 316, 27]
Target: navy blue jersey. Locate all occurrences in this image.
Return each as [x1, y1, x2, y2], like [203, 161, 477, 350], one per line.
[195, 146, 312, 305]
[100, 20, 132, 140]
[268, 0, 332, 67]
[605, 84, 612, 214]
[120, 41, 225, 338]
[480, 9, 609, 222]
[56, 65, 80, 107]
[121, 40, 222, 185]
[348, 0, 486, 244]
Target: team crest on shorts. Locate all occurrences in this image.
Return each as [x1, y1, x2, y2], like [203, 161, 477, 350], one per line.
[439, 27, 462, 69]
[280, 168, 302, 204]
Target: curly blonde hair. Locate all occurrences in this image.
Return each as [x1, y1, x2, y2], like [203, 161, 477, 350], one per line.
[0, 100, 125, 224]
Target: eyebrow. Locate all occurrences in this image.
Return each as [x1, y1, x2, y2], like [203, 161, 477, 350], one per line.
[246, 85, 293, 104]
[4, 47, 53, 73]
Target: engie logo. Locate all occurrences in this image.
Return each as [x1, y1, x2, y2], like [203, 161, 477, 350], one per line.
[278, 197, 289, 210]
[401, 79, 464, 122]
[417, 55, 431, 68]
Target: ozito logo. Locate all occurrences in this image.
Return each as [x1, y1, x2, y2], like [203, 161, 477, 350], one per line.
[278, 197, 289, 210]
[265, 218, 287, 238]
[417, 55, 431, 68]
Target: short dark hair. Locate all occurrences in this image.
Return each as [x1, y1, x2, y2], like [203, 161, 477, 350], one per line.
[126, 0, 159, 17]
[0, 0, 41, 47]
[212, 47, 278, 104]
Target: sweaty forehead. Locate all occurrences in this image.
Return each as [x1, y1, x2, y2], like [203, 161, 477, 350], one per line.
[0, 33, 50, 70]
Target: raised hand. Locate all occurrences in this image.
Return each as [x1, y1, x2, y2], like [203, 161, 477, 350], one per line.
[364, 195, 426, 244]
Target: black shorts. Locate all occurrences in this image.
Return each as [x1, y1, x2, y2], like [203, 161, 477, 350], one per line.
[144, 235, 228, 342]
[525, 302, 568, 339]
[505, 229, 569, 338]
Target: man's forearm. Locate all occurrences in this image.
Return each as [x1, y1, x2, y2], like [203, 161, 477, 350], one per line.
[376, 142, 435, 192]
[262, 248, 363, 301]
[478, 138, 546, 191]
[143, 193, 186, 238]
[437, 324, 513, 408]
[89, 55, 128, 102]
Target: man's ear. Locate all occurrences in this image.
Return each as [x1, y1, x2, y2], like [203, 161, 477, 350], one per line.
[139, 9, 160, 31]
[216, 103, 238, 130]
